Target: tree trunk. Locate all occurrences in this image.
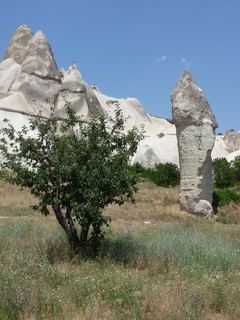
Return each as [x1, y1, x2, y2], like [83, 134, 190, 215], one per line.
[79, 223, 90, 249]
[52, 202, 81, 252]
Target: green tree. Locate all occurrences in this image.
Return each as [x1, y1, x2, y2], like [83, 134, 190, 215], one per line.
[0, 101, 143, 255]
[212, 158, 234, 189]
[232, 155, 240, 185]
[149, 162, 180, 188]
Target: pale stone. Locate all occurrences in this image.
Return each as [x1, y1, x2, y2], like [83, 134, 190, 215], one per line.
[131, 135, 179, 168]
[0, 110, 37, 163]
[126, 98, 150, 122]
[9, 72, 60, 117]
[2, 25, 34, 64]
[0, 26, 234, 170]
[1, 27, 61, 117]
[21, 31, 60, 81]
[55, 64, 102, 118]
[0, 92, 31, 115]
[225, 149, 240, 162]
[0, 58, 21, 98]
[212, 136, 229, 159]
[223, 130, 240, 151]
[171, 70, 218, 217]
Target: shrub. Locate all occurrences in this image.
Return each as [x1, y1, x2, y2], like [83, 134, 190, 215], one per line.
[149, 163, 180, 188]
[212, 158, 235, 188]
[0, 170, 4, 180]
[232, 155, 240, 185]
[127, 162, 146, 178]
[212, 189, 240, 207]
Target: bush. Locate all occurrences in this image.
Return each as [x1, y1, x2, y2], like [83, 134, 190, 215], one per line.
[127, 162, 146, 178]
[213, 156, 240, 189]
[149, 163, 180, 188]
[0, 170, 4, 180]
[128, 162, 180, 188]
[212, 158, 234, 188]
[232, 155, 240, 185]
[212, 189, 240, 207]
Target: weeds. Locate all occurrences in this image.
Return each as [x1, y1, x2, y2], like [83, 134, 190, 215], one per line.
[102, 222, 240, 277]
[0, 182, 240, 319]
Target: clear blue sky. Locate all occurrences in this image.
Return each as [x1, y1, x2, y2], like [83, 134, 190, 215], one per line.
[1, 0, 239, 134]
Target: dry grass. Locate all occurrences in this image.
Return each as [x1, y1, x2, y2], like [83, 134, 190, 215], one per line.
[1, 179, 240, 319]
[0, 180, 38, 218]
[105, 181, 193, 229]
[215, 202, 240, 225]
[0, 180, 36, 209]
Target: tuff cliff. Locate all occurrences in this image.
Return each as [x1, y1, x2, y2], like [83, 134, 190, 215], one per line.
[0, 25, 233, 167]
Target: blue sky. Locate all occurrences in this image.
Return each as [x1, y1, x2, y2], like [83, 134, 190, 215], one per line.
[0, 0, 239, 134]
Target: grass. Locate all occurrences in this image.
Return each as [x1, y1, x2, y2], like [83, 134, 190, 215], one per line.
[0, 179, 240, 319]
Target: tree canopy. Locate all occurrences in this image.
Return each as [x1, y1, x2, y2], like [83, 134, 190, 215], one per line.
[0, 101, 144, 254]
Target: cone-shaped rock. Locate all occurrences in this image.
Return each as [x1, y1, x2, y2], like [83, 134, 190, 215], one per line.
[55, 63, 102, 118]
[2, 25, 34, 64]
[21, 31, 60, 80]
[171, 70, 218, 217]
[6, 30, 61, 117]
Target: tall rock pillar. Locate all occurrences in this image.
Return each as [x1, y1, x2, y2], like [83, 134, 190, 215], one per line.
[171, 70, 218, 217]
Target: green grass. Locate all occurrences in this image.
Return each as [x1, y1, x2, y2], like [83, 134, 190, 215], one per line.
[1, 219, 240, 319]
[0, 179, 240, 319]
[0, 205, 34, 217]
[102, 222, 240, 277]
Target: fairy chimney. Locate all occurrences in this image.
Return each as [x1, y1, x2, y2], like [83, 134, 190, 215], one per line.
[171, 70, 218, 217]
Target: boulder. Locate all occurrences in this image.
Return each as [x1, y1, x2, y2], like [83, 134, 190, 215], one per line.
[171, 70, 218, 217]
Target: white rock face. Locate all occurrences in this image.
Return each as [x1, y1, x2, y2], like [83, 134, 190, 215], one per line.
[226, 149, 240, 162]
[20, 30, 60, 80]
[223, 130, 240, 151]
[131, 134, 179, 168]
[0, 25, 235, 172]
[0, 58, 21, 98]
[2, 25, 33, 64]
[0, 26, 62, 118]
[171, 70, 218, 217]
[55, 64, 102, 119]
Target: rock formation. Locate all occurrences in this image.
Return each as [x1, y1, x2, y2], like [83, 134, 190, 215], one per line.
[171, 70, 218, 217]
[55, 63, 102, 119]
[2, 24, 34, 64]
[0, 25, 232, 170]
[223, 130, 240, 152]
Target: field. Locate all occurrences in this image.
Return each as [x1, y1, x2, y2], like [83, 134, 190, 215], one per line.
[0, 180, 240, 320]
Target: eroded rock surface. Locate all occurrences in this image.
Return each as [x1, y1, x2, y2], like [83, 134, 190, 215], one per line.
[171, 70, 218, 217]
[223, 130, 240, 151]
[55, 63, 102, 119]
[2, 25, 34, 64]
[0, 26, 233, 169]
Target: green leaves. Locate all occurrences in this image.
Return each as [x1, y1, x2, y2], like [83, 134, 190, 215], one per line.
[128, 162, 180, 188]
[0, 101, 143, 254]
[212, 189, 240, 207]
[213, 157, 240, 189]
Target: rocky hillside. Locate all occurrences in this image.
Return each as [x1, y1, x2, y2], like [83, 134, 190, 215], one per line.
[0, 25, 239, 167]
